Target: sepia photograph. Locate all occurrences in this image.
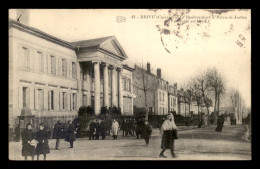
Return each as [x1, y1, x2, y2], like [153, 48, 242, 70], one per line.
[8, 9, 251, 160]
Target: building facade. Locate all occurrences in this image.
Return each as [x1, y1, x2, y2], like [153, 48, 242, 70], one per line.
[133, 63, 175, 116]
[9, 18, 134, 129]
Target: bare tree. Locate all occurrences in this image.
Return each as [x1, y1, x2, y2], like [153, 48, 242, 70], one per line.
[229, 88, 246, 124]
[132, 64, 159, 120]
[207, 67, 226, 123]
[192, 71, 212, 125]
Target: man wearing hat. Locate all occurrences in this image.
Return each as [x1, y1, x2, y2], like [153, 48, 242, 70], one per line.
[52, 120, 64, 150]
[142, 120, 152, 147]
[65, 120, 76, 148]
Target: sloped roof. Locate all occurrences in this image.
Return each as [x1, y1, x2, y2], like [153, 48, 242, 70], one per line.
[71, 36, 114, 48]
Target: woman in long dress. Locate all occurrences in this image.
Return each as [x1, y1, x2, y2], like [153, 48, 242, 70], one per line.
[159, 113, 178, 158]
[111, 119, 119, 140]
[21, 123, 36, 160]
[35, 123, 50, 160]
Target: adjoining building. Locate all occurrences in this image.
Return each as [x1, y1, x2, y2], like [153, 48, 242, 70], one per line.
[9, 10, 134, 130]
[133, 62, 177, 116]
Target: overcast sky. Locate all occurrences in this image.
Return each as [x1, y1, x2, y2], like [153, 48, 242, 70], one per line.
[9, 9, 251, 107]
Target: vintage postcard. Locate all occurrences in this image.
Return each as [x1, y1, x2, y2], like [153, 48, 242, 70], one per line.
[8, 9, 251, 160]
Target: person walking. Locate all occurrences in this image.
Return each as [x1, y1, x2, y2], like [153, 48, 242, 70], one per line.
[65, 120, 76, 148]
[100, 120, 106, 140]
[21, 123, 36, 160]
[89, 119, 96, 140]
[35, 123, 50, 160]
[215, 115, 225, 132]
[95, 119, 101, 140]
[142, 120, 152, 147]
[121, 119, 126, 136]
[52, 120, 63, 150]
[159, 113, 178, 158]
[111, 119, 119, 140]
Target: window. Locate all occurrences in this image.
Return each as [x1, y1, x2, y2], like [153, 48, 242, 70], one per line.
[62, 92, 67, 110]
[50, 90, 54, 110]
[22, 47, 30, 69]
[72, 93, 77, 110]
[123, 77, 126, 91]
[50, 55, 56, 75]
[82, 95, 87, 106]
[62, 59, 67, 77]
[22, 87, 29, 107]
[83, 68, 87, 81]
[163, 93, 164, 102]
[128, 80, 131, 92]
[38, 89, 43, 110]
[37, 52, 44, 72]
[72, 62, 77, 79]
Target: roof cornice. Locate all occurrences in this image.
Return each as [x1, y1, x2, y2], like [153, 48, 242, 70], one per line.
[9, 19, 75, 50]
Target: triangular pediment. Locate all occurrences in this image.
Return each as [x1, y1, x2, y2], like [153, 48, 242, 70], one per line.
[102, 41, 122, 56]
[100, 36, 128, 59]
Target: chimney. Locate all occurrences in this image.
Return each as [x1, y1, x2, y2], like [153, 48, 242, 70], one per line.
[16, 9, 30, 26]
[147, 62, 151, 73]
[157, 68, 161, 78]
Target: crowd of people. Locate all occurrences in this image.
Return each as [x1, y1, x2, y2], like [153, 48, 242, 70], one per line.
[19, 112, 185, 160]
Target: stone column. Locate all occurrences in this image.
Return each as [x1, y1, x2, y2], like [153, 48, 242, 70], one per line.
[93, 61, 101, 115]
[111, 66, 117, 107]
[118, 68, 123, 114]
[103, 63, 109, 108]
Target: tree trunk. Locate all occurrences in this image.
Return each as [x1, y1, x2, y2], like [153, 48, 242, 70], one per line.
[184, 102, 186, 117]
[214, 90, 217, 123]
[144, 91, 148, 120]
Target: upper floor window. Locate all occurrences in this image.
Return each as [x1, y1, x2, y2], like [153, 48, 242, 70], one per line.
[163, 93, 165, 102]
[21, 47, 30, 69]
[128, 79, 131, 92]
[22, 87, 29, 108]
[72, 62, 77, 79]
[37, 51, 44, 72]
[62, 59, 67, 77]
[50, 55, 56, 75]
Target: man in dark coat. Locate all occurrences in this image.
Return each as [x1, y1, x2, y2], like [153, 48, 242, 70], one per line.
[100, 120, 106, 140]
[35, 123, 50, 160]
[142, 121, 152, 147]
[89, 119, 96, 140]
[52, 120, 63, 150]
[215, 115, 225, 132]
[95, 120, 101, 140]
[125, 120, 133, 136]
[65, 120, 76, 148]
[121, 119, 126, 136]
[136, 118, 142, 139]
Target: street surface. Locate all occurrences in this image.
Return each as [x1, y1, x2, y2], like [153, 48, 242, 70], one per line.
[9, 124, 251, 160]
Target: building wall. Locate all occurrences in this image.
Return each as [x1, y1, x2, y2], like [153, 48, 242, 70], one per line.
[122, 67, 134, 115]
[9, 27, 80, 128]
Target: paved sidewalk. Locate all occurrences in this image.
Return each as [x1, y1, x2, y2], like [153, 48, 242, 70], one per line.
[9, 125, 251, 160]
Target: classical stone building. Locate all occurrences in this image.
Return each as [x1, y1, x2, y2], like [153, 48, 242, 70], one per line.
[9, 16, 134, 129]
[133, 63, 175, 116]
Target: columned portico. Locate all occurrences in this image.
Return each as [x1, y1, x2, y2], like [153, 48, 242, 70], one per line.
[102, 63, 109, 108]
[118, 68, 123, 112]
[93, 61, 101, 115]
[111, 66, 117, 107]
[72, 36, 129, 115]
